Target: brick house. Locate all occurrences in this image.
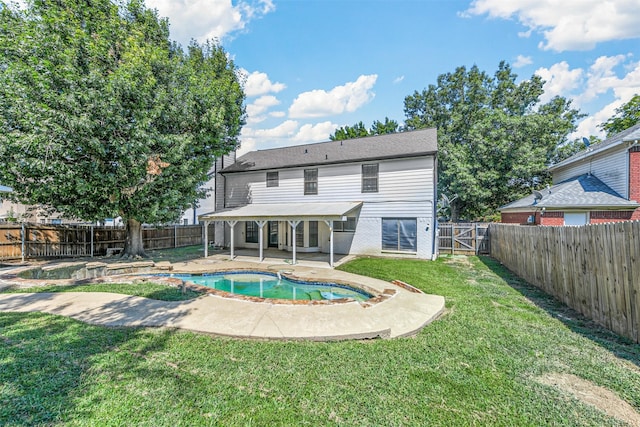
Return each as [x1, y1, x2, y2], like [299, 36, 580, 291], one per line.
[500, 123, 640, 225]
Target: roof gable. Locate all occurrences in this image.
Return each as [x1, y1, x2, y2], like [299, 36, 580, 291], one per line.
[550, 122, 640, 171]
[221, 128, 437, 173]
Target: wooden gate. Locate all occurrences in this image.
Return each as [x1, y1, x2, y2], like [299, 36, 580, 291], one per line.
[438, 223, 490, 255]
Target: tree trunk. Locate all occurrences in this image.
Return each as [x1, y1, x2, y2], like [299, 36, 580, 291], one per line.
[450, 202, 460, 223]
[122, 218, 147, 258]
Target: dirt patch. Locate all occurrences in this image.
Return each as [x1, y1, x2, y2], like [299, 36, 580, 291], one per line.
[537, 373, 640, 426]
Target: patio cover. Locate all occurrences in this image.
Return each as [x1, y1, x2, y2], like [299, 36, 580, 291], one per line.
[198, 201, 362, 222]
[198, 202, 363, 267]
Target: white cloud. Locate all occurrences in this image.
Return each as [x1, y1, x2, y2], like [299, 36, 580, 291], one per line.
[289, 75, 378, 118]
[513, 55, 533, 68]
[292, 121, 339, 142]
[535, 61, 584, 103]
[242, 70, 286, 97]
[465, 0, 640, 52]
[146, 0, 275, 46]
[393, 75, 405, 84]
[555, 57, 640, 139]
[246, 95, 280, 121]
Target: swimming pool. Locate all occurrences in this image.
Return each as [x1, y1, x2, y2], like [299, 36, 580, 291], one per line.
[163, 271, 372, 302]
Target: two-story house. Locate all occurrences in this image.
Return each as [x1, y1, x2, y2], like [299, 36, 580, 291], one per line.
[500, 123, 640, 225]
[199, 129, 438, 264]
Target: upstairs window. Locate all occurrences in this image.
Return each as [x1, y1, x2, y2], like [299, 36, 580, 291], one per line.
[362, 164, 379, 193]
[304, 169, 318, 195]
[266, 171, 279, 187]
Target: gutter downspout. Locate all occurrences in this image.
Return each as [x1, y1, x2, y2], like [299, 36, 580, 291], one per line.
[432, 152, 438, 261]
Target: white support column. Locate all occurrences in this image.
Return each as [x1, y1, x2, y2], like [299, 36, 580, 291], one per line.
[203, 221, 209, 257]
[226, 220, 237, 260]
[324, 220, 334, 268]
[287, 220, 301, 265]
[256, 220, 267, 262]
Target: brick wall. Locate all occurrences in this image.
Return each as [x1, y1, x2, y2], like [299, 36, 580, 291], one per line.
[590, 211, 635, 224]
[539, 211, 564, 226]
[500, 212, 534, 224]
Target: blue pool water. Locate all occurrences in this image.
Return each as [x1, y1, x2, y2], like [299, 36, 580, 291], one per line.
[163, 271, 372, 302]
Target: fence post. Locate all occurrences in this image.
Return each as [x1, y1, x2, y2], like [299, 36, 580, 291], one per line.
[475, 223, 479, 254]
[21, 222, 25, 262]
[451, 224, 455, 254]
[90, 225, 94, 257]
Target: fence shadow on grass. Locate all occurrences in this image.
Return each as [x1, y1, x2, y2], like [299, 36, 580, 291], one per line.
[478, 255, 640, 369]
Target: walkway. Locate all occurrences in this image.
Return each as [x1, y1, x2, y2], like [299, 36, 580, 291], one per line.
[0, 256, 445, 341]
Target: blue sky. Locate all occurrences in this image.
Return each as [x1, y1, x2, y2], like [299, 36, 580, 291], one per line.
[147, 0, 640, 154]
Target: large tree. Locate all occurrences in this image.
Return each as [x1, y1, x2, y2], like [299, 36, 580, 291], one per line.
[404, 62, 583, 221]
[0, 0, 245, 257]
[600, 94, 640, 136]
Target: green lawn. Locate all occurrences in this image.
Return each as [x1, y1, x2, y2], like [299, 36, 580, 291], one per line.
[1, 255, 638, 426]
[1, 282, 203, 301]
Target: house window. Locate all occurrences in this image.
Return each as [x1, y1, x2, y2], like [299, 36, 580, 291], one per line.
[334, 217, 356, 232]
[362, 163, 378, 193]
[295, 222, 304, 246]
[309, 221, 318, 247]
[245, 221, 259, 243]
[266, 171, 279, 187]
[304, 169, 318, 195]
[382, 218, 417, 252]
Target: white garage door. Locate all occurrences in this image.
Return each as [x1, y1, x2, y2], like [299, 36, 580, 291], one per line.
[564, 212, 588, 226]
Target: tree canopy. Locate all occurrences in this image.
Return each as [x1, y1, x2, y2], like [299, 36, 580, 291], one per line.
[404, 62, 583, 221]
[0, 0, 245, 256]
[600, 94, 640, 136]
[330, 117, 399, 140]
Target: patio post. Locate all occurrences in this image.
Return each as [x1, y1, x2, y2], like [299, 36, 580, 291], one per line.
[287, 220, 301, 265]
[203, 221, 209, 257]
[256, 220, 266, 262]
[226, 220, 237, 260]
[324, 220, 334, 267]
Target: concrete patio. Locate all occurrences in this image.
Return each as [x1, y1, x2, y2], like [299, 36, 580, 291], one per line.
[0, 255, 445, 341]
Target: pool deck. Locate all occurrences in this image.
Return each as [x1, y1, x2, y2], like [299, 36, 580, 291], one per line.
[0, 254, 445, 341]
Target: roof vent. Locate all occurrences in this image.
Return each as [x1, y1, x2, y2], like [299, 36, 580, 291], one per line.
[304, 149, 308, 154]
[325, 154, 328, 160]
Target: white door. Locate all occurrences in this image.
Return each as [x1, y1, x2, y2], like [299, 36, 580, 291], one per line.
[564, 212, 588, 226]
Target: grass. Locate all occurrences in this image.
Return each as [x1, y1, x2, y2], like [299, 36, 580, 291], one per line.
[1, 255, 639, 426]
[1, 282, 203, 301]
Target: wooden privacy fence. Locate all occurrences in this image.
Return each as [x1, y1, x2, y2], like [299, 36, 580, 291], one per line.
[438, 223, 490, 255]
[0, 223, 213, 261]
[490, 222, 640, 343]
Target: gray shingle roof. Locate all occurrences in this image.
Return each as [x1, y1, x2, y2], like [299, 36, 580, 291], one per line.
[550, 122, 640, 171]
[500, 173, 640, 211]
[221, 128, 437, 173]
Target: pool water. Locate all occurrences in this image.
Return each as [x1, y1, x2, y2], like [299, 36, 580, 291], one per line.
[166, 272, 372, 302]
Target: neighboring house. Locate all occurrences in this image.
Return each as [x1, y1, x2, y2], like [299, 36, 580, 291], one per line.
[500, 123, 640, 225]
[199, 129, 438, 263]
[0, 184, 88, 225]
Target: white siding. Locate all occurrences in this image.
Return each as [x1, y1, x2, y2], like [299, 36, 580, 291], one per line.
[223, 156, 436, 258]
[553, 146, 629, 198]
[225, 156, 434, 206]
